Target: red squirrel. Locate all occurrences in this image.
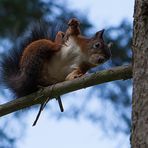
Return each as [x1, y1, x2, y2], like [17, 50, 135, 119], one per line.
[1, 18, 111, 98]
[1, 18, 111, 125]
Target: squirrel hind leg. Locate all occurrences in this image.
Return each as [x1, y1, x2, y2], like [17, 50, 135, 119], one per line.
[68, 18, 80, 27]
[65, 18, 81, 38]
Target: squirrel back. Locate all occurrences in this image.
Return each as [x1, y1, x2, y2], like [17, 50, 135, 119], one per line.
[0, 21, 65, 97]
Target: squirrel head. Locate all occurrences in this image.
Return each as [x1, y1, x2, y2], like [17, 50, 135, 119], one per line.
[62, 18, 112, 69]
[79, 29, 112, 67]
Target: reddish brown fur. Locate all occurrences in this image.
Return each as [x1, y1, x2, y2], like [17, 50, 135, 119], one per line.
[37, 18, 110, 82]
[10, 18, 111, 96]
[63, 19, 111, 80]
[64, 18, 81, 41]
[20, 36, 63, 68]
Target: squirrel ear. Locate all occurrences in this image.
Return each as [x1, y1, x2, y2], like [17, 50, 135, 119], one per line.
[95, 29, 105, 38]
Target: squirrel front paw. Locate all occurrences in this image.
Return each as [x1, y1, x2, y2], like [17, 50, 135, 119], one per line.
[57, 31, 65, 38]
[68, 18, 80, 27]
[66, 73, 83, 80]
[65, 69, 84, 81]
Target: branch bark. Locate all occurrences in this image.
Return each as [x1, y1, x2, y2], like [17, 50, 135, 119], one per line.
[0, 64, 132, 117]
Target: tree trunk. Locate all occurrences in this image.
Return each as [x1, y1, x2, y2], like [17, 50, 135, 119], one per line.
[131, 0, 148, 147]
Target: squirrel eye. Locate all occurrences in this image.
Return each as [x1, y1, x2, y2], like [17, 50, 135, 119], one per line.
[93, 42, 101, 49]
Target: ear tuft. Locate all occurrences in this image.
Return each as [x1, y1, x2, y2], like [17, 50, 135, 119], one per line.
[95, 29, 105, 38]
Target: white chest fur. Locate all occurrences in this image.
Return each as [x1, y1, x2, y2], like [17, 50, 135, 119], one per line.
[45, 37, 84, 84]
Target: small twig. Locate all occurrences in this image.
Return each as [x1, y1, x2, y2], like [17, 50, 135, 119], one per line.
[32, 95, 64, 126]
[56, 96, 64, 112]
[32, 103, 44, 126]
[32, 85, 55, 126]
[32, 96, 50, 126]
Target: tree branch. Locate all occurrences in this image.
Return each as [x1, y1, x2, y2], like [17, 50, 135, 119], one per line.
[0, 65, 132, 117]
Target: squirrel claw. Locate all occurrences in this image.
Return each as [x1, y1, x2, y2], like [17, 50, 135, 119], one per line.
[68, 18, 80, 27]
[66, 73, 83, 81]
[56, 31, 65, 38]
[56, 96, 64, 112]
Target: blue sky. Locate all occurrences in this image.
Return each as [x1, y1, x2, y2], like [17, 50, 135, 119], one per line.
[15, 0, 134, 148]
[16, 89, 130, 148]
[68, 0, 134, 27]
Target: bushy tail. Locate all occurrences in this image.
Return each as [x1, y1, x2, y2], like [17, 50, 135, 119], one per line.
[0, 21, 66, 97]
[0, 47, 37, 97]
